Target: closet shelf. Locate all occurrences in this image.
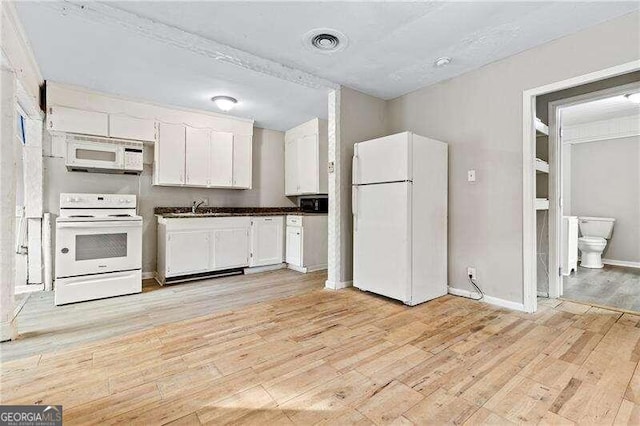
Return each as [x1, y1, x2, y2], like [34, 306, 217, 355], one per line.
[535, 198, 549, 210]
[535, 158, 549, 174]
[535, 118, 549, 136]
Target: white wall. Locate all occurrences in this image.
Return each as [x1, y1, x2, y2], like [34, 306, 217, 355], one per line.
[570, 136, 640, 263]
[43, 127, 294, 274]
[339, 87, 387, 284]
[386, 11, 640, 304]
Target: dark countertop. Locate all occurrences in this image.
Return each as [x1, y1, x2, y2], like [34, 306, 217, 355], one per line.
[154, 206, 327, 218]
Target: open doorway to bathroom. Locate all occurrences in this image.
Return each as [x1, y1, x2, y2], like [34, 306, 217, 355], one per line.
[536, 73, 640, 312]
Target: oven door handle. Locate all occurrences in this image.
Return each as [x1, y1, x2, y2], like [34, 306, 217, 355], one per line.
[57, 221, 142, 229]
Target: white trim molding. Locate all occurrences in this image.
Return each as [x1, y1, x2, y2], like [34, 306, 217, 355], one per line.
[602, 259, 640, 269]
[325, 280, 352, 290]
[448, 287, 527, 313]
[41, 2, 338, 91]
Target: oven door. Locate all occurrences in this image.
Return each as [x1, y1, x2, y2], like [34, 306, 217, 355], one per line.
[55, 220, 142, 278]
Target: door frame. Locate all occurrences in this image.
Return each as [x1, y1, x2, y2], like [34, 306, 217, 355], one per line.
[546, 80, 640, 300]
[522, 60, 640, 313]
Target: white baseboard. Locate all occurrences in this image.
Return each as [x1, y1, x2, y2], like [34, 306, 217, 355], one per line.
[244, 264, 286, 274]
[288, 264, 307, 273]
[325, 280, 353, 290]
[602, 259, 640, 269]
[537, 291, 549, 298]
[0, 320, 16, 342]
[15, 284, 44, 294]
[448, 286, 526, 312]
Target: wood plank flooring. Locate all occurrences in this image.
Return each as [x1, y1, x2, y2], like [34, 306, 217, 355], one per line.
[2, 270, 640, 425]
[563, 265, 640, 312]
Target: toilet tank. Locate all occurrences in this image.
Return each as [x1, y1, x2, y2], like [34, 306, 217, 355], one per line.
[578, 216, 616, 239]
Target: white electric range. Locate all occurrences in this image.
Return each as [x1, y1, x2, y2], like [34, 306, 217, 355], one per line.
[55, 193, 142, 305]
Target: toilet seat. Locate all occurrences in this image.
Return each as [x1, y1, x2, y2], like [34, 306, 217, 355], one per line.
[578, 236, 606, 245]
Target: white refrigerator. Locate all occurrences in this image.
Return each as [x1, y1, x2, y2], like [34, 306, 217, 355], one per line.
[352, 132, 448, 305]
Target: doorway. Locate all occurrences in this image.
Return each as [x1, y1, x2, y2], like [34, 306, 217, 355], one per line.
[534, 76, 640, 312]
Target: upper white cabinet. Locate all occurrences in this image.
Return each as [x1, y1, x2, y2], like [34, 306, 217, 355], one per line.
[285, 118, 328, 196]
[250, 216, 284, 267]
[153, 126, 252, 189]
[185, 127, 211, 186]
[210, 131, 234, 187]
[48, 106, 109, 137]
[154, 123, 186, 186]
[48, 107, 157, 142]
[233, 134, 253, 189]
[109, 115, 157, 142]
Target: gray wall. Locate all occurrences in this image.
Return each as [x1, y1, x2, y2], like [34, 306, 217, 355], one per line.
[570, 136, 640, 263]
[44, 127, 295, 274]
[386, 11, 640, 304]
[339, 87, 388, 283]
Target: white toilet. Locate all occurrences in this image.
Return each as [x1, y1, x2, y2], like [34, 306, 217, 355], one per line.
[577, 216, 615, 269]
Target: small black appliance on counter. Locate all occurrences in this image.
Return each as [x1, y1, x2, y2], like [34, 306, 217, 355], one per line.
[300, 197, 328, 213]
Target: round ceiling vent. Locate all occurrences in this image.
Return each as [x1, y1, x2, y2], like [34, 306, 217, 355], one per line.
[304, 28, 348, 54]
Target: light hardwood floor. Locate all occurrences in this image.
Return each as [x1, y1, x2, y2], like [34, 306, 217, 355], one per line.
[2, 270, 640, 425]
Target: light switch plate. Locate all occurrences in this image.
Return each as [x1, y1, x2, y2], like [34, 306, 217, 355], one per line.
[328, 161, 335, 174]
[467, 169, 476, 182]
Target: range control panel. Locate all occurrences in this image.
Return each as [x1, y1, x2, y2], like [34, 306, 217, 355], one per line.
[59, 193, 137, 209]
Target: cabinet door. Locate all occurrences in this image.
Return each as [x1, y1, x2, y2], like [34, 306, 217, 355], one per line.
[250, 217, 284, 267]
[155, 123, 186, 185]
[285, 137, 298, 195]
[210, 131, 233, 187]
[285, 226, 302, 267]
[185, 127, 210, 186]
[109, 115, 157, 142]
[213, 228, 250, 269]
[166, 231, 210, 276]
[297, 134, 319, 194]
[48, 106, 109, 137]
[232, 134, 252, 189]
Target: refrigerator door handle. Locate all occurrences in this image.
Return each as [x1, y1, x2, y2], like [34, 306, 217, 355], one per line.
[352, 154, 358, 185]
[352, 186, 358, 231]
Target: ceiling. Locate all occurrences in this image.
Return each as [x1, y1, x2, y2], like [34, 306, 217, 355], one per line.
[16, 1, 640, 131]
[562, 93, 640, 126]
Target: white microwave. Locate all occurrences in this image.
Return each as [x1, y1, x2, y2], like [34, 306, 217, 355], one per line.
[65, 134, 144, 174]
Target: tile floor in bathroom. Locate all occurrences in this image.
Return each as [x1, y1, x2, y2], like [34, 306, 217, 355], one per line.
[563, 264, 640, 312]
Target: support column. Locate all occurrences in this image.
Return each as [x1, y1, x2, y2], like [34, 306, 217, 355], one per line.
[0, 66, 18, 341]
[325, 88, 343, 289]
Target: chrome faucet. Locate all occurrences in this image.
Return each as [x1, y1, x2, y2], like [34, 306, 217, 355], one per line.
[192, 200, 205, 214]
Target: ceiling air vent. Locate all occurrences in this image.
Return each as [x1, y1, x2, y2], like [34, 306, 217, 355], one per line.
[304, 29, 348, 54]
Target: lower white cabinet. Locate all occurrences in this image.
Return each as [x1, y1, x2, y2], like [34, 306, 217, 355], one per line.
[166, 230, 210, 276]
[214, 228, 250, 269]
[250, 217, 284, 267]
[285, 215, 328, 273]
[157, 215, 286, 284]
[285, 226, 302, 266]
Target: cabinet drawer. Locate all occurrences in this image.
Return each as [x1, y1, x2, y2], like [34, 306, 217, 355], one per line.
[286, 215, 303, 227]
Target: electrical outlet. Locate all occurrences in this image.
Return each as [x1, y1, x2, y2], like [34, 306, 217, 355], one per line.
[467, 267, 477, 280]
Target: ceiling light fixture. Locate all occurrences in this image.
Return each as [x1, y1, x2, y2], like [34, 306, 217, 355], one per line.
[211, 96, 238, 111]
[625, 93, 640, 104]
[304, 28, 348, 54]
[434, 57, 452, 68]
